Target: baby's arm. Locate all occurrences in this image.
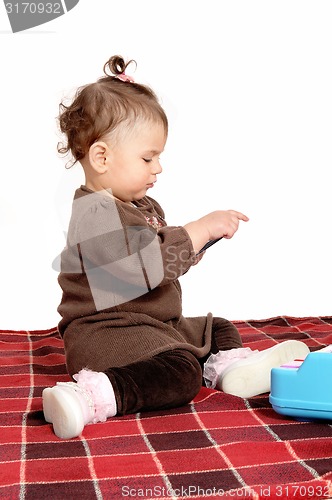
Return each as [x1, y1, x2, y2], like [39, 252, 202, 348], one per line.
[184, 210, 249, 255]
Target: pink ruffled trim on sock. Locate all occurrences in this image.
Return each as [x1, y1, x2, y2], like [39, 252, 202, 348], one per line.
[203, 347, 258, 389]
[73, 369, 117, 424]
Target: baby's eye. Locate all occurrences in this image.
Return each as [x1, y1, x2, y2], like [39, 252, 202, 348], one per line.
[143, 158, 152, 163]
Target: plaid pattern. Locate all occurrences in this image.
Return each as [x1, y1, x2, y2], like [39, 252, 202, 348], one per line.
[1, 316, 332, 499]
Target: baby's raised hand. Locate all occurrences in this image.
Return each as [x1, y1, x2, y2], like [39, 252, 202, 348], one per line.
[184, 210, 249, 255]
[203, 210, 249, 240]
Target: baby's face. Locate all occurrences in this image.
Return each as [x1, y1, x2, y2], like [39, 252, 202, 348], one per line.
[102, 121, 167, 203]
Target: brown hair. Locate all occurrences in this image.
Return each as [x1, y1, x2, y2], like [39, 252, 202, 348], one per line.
[57, 55, 168, 167]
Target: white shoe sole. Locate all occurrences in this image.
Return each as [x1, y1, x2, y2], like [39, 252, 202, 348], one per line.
[217, 340, 310, 398]
[42, 386, 84, 439]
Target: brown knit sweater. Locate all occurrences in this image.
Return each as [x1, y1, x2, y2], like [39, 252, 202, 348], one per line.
[58, 186, 213, 376]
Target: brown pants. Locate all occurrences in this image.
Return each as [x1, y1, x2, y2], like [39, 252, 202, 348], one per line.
[104, 317, 242, 415]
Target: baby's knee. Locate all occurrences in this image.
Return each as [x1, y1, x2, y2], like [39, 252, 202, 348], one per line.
[170, 350, 202, 403]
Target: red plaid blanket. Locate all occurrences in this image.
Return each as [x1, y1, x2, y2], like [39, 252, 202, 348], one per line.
[1, 316, 332, 499]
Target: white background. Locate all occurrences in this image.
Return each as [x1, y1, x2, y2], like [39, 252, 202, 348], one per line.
[1, 0, 331, 330]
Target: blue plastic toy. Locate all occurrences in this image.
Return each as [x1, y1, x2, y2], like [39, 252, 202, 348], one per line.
[270, 351, 332, 421]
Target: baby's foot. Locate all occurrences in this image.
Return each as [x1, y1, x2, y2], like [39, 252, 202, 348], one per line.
[43, 382, 94, 439]
[43, 370, 117, 439]
[216, 340, 310, 398]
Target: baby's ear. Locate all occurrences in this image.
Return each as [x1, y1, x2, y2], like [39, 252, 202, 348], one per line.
[89, 142, 110, 174]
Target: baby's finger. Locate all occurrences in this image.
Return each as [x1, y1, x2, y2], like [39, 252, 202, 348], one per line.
[229, 210, 249, 222]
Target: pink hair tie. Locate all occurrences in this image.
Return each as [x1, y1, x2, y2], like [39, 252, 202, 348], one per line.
[115, 72, 134, 83]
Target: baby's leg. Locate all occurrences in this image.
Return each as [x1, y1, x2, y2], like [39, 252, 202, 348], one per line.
[210, 317, 243, 353]
[43, 349, 202, 438]
[106, 349, 202, 415]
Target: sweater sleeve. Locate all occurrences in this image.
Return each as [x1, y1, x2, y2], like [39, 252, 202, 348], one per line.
[156, 225, 195, 283]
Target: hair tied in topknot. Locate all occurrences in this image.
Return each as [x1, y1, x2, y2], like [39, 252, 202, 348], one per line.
[103, 55, 137, 83]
